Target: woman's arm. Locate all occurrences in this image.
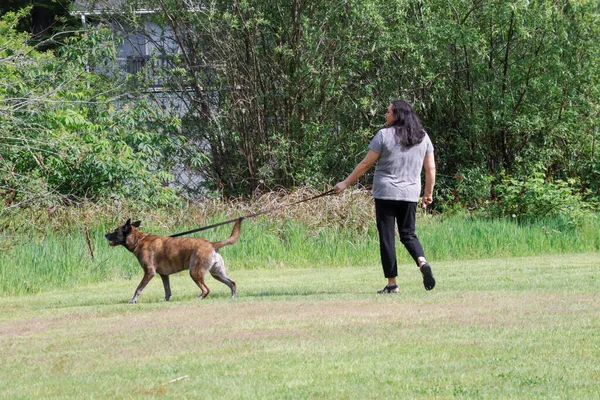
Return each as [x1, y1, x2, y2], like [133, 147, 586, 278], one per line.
[334, 150, 380, 193]
[422, 152, 436, 208]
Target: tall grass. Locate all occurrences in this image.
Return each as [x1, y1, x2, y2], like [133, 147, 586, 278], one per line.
[1, 188, 598, 296]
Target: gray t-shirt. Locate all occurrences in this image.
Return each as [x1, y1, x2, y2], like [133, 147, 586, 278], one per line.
[368, 127, 434, 202]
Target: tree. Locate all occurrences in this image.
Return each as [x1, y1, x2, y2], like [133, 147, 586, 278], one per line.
[99, 0, 599, 205]
[0, 9, 185, 211]
[37, 0, 600, 211]
[408, 0, 600, 210]
[0, 0, 78, 44]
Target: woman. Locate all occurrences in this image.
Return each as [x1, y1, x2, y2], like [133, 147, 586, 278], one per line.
[334, 99, 436, 293]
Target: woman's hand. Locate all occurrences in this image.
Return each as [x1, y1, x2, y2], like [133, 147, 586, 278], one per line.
[334, 181, 347, 194]
[422, 195, 433, 209]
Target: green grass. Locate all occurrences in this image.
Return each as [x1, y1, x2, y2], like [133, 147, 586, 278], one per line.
[1, 210, 598, 296]
[1, 194, 599, 396]
[0, 253, 599, 399]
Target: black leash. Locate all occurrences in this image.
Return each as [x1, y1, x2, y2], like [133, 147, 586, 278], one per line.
[170, 189, 336, 238]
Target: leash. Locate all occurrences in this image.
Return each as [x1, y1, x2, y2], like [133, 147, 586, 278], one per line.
[170, 189, 336, 238]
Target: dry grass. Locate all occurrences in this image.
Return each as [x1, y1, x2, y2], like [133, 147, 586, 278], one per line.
[2, 292, 597, 340]
[1, 187, 377, 239]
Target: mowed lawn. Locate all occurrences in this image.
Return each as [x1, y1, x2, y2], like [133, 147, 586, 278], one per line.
[0, 253, 599, 399]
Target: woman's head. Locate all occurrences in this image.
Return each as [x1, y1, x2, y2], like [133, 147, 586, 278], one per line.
[386, 99, 425, 147]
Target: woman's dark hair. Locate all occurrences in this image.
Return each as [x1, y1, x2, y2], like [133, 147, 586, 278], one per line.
[389, 99, 426, 147]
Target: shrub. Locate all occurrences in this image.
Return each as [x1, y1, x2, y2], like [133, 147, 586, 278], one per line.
[491, 169, 596, 227]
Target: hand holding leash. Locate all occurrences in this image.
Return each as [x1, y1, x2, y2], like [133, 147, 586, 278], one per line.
[333, 181, 347, 194]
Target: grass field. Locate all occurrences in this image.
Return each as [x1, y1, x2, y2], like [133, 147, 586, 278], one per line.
[1, 252, 598, 399]
[1, 204, 599, 296]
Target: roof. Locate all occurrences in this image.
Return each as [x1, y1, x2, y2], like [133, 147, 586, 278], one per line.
[71, 0, 158, 16]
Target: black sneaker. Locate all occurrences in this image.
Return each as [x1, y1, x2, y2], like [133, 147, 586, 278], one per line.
[377, 284, 399, 294]
[420, 263, 436, 291]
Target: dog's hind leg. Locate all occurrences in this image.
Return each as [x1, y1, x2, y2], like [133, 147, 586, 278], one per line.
[190, 269, 210, 299]
[189, 258, 211, 299]
[209, 255, 237, 299]
[130, 270, 155, 304]
[210, 272, 236, 299]
[159, 274, 172, 301]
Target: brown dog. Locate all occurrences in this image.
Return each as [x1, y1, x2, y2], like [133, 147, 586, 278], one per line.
[105, 218, 241, 303]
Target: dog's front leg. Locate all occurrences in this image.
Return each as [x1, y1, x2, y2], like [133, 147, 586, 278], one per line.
[159, 274, 172, 301]
[129, 270, 155, 304]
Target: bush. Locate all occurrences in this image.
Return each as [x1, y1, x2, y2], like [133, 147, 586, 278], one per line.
[491, 169, 596, 227]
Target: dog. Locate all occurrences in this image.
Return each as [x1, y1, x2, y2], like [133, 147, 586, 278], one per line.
[105, 218, 241, 303]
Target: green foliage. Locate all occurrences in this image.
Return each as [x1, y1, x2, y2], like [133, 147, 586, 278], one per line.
[0, 0, 79, 48]
[407, 0, 600, 210]
[436, 167, 494, 213]
[111, 0, 600, 211]
[122, 0, 425, 194]
[491, 168, 596, 227]
[0, 10, 186, 209]
[3, 1, 599, 216]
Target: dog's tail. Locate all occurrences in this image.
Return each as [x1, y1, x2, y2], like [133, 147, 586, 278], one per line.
[213, 218, 243, 250]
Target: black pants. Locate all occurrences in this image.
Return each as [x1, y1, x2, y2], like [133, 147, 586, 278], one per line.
[375, 199, 426, 278]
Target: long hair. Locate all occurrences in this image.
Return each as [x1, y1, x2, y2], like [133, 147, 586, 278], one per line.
[388, 99, 426, 147]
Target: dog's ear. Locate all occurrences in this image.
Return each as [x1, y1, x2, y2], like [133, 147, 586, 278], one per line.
[132, 220, 141, 227]
[125, 218, 131, 226]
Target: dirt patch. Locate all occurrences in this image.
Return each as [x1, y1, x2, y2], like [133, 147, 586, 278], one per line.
[2, 292, 597, 342]
[0, 312, 90, 339]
